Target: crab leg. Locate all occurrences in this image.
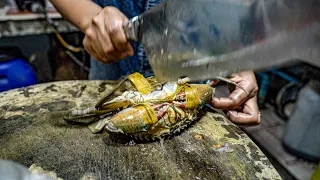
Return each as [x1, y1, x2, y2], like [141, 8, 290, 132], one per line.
[214, 76, 249, 95]
[64, 107, 113, 121]
[95, 76, 129, 109]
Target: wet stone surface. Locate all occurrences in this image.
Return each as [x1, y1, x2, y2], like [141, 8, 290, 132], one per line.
[0, 80, 281, 180]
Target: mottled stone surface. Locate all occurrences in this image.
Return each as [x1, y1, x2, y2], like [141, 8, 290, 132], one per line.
[0, 81, 281, 180]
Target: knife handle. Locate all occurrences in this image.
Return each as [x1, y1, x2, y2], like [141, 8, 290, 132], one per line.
[123, 16, 141, 42]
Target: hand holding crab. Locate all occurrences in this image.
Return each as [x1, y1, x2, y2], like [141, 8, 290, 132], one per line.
[210, 71, 260, 125]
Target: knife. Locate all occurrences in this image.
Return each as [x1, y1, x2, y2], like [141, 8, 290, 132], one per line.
[124, 0, 320, 82]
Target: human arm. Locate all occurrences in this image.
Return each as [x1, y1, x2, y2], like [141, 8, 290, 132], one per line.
[50, 0, 134, 63]
[50, 0, 102, 32]
[211, 71, 260, 125]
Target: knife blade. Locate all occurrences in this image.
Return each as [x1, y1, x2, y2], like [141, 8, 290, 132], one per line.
[124, 0, 320, 82]
[175, 23, 320, 82]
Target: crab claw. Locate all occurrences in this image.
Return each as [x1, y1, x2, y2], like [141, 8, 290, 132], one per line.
[106, 122, 124, 134]
[88, 117, 110, 133]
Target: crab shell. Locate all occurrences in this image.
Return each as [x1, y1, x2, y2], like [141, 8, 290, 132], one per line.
[105, 83, 215, 139]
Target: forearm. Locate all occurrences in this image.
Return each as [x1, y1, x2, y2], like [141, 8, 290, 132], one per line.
[50, 0, 102, 32]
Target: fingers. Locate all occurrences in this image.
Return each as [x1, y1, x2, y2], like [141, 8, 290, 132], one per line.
[211, 87, 249, 110]
[83, 6, 133, 64]
[226, 96, 260, 125]
[92, 15, 115, 60]
[105, 15, 134, 56]
[211, 71, 258, 110]
[209, 79, 220, 86]
[211, 70, 260, 125]
[229, 73, 243, 82]
[95, 17, 126, 62]
[83, 26, 103, 61]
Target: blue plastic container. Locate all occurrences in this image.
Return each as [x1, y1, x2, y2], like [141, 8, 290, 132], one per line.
[0, 58, 37, 92]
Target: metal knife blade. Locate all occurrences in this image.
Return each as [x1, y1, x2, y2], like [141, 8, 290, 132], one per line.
[124, 0, 320, 82]
[172, 23, 320, 82]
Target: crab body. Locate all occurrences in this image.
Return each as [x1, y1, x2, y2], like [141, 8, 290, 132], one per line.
[106, 83, 214, 138]
[65, 73, 220, 139]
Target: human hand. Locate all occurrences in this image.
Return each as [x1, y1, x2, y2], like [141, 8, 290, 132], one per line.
[83, 6, 134, 63]
[210, 71, 260, 125]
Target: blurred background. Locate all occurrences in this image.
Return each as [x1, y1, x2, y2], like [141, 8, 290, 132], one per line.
[0, 0, 319, 179]
[0, 0, 89, 91]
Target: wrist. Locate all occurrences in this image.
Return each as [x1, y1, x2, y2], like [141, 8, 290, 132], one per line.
[80, 8, 102, 33]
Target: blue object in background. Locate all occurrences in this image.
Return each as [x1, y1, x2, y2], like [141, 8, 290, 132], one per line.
[0, 58, 37, 92]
